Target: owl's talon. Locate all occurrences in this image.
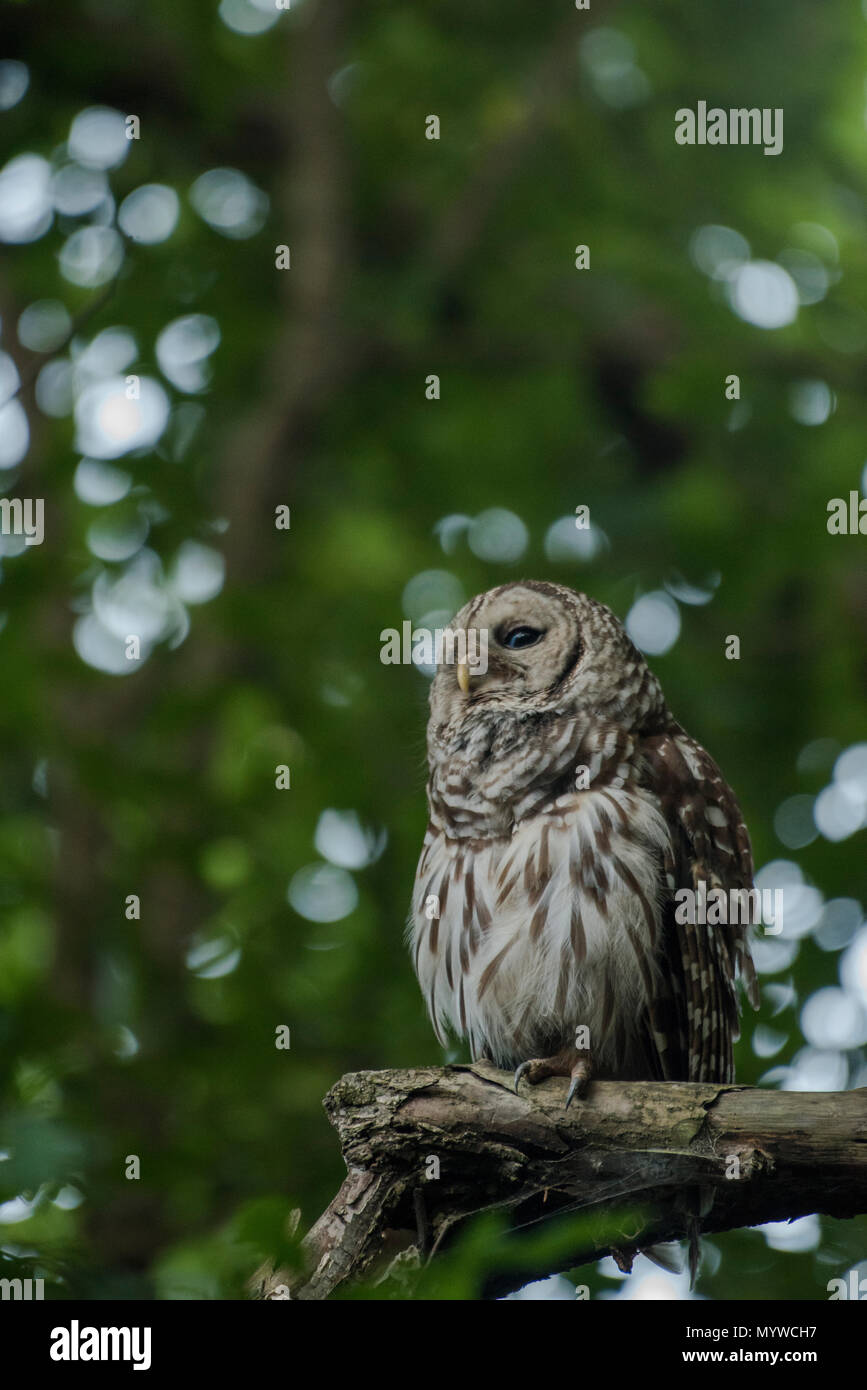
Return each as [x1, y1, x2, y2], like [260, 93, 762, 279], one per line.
[512, 1046, 593, 1105]
[513, 1060, 533, 1092]
[565, 1056, 592, 1109]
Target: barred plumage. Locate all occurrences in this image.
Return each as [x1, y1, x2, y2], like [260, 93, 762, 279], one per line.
[408, 580, 759, 1100]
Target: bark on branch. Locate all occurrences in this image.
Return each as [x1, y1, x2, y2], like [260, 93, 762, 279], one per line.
[251, 1063, 867, 1300]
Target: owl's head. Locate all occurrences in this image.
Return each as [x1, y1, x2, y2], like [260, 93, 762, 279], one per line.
[429, 580, 668, 729]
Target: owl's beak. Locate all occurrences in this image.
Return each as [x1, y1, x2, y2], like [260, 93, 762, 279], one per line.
[456, 661, 471, 694]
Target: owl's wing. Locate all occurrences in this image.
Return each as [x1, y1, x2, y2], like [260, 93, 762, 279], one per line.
[641, 727, 760, 1084]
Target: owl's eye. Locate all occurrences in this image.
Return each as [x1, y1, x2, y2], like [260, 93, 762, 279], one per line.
[500, 625, 544, 650]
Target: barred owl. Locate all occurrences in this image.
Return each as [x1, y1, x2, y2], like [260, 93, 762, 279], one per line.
[409, 581, 759, 1105]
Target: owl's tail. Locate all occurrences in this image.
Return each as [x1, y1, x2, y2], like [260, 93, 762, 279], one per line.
[635, 1224, 701, 1288]
[640, 1241, 684, 1276]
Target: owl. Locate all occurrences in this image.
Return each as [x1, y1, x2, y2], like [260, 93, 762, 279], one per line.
[409, 580, 759, 1106]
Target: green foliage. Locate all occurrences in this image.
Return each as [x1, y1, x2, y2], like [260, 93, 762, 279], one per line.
[0, 0, 865, 1301]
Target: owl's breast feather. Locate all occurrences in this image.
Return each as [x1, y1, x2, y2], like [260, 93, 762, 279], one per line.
[410, 787, 672, 1070]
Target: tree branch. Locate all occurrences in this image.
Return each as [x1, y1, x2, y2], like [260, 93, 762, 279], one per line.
[251, 1063, 867, 1300]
